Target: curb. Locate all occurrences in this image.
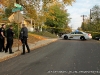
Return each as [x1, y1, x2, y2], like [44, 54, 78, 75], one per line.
[0, 39, 58, 62]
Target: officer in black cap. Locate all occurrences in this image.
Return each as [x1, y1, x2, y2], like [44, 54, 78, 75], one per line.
[0, 24, 6, 52]
[19, 24, 30, 55]
[5, 25, 14, 54]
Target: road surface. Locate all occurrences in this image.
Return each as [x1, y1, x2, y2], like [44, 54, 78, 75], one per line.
[0, 39, 100, 75]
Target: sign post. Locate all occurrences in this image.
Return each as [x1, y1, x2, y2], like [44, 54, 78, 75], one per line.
[9, 2, 23, 51]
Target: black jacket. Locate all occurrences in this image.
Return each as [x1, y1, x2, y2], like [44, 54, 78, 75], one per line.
[6, 28, 14, 38]
[0, 27, 5, 37]
[19, 27, 28, 39]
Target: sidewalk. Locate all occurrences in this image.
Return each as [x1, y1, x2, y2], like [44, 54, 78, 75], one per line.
[0, 39, 58, 62]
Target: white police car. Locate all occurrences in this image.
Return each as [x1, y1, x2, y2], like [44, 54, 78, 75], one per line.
[61, 31, 92, 40]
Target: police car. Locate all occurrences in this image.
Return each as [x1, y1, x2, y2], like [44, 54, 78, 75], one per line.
[61, 30, 92, 40]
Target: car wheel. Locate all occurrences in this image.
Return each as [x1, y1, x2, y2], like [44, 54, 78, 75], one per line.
[64, 36, 68, 40]
[80, 36, 85, 40]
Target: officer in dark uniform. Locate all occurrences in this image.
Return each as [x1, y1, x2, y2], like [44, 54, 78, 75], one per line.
[5, 25, 14, 54]
[0, 24, 6, 52]
[19, 24, 30, 55]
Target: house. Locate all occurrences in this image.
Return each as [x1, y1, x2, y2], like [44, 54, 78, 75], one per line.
[22, 18, 34, 32]
[8, 12, 34, 32]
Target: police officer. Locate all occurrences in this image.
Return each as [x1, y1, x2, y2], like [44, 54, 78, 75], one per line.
[5, 25, 14, 54]
[19, 24, 30, 55]
[0, 24, 6, 52]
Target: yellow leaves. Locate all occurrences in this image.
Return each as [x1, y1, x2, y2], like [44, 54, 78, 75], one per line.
[44, 0, 75, 6]
[49, 9, 55, 14]
[63, 0, 76, 5]
[44, 9, 55, 21]
[47, 15, 56, 21]
[0, 8, 4, 13]
[48, 12, 56, 20]
[0, 0, 15, 7]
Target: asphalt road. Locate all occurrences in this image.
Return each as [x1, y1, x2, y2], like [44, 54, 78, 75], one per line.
[0, 39, 100, 75]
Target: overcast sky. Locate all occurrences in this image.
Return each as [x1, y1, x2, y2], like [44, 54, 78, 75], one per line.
[67, 0, 100, 29]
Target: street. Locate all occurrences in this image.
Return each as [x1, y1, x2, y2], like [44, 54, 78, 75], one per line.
[0, 39, 100, 75]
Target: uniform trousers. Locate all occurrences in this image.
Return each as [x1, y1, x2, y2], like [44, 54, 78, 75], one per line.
[21, 37, 30, 54]
[5, 37, 13, 53]
[0, 37, 5, 52]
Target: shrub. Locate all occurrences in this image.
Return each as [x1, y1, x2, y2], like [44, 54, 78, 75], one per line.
[86, 31, 100, 39]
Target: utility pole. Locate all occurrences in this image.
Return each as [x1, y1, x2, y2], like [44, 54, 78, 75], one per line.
[81, 15, 87, 23]
[90, 9, 92, 24]
[81, 15, 87, 30]
[81, 15, 87, 25]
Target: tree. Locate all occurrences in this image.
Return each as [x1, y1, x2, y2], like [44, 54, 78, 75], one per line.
[91, 5, 100, 24]
[0, 0, 15, 22]
[45, 3, 70, 34]
[81, 5, 100, 32]
[0, 0, 75, 32]
[77, 27, 82, 31]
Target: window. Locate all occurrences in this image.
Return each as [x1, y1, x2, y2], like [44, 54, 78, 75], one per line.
[77, 32, 83, 34]
[71, 32, 75, 34]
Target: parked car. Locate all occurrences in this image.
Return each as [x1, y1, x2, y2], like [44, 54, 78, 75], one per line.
[61, 31, 92, 40]
[95, 36, 100, 40]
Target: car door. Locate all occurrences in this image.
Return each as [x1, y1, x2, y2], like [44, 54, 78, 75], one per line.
[74, 32, 83, 39]
[69, 32, 75, 39]
[71, 32, 79, 39]
[70, 31, 83, 39]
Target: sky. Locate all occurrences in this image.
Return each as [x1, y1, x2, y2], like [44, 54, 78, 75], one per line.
[67, 0, 100, 29]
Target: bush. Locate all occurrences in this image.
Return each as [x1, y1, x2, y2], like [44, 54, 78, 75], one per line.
[91, 32, 100, 39]
[86, 31, 100, 39]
